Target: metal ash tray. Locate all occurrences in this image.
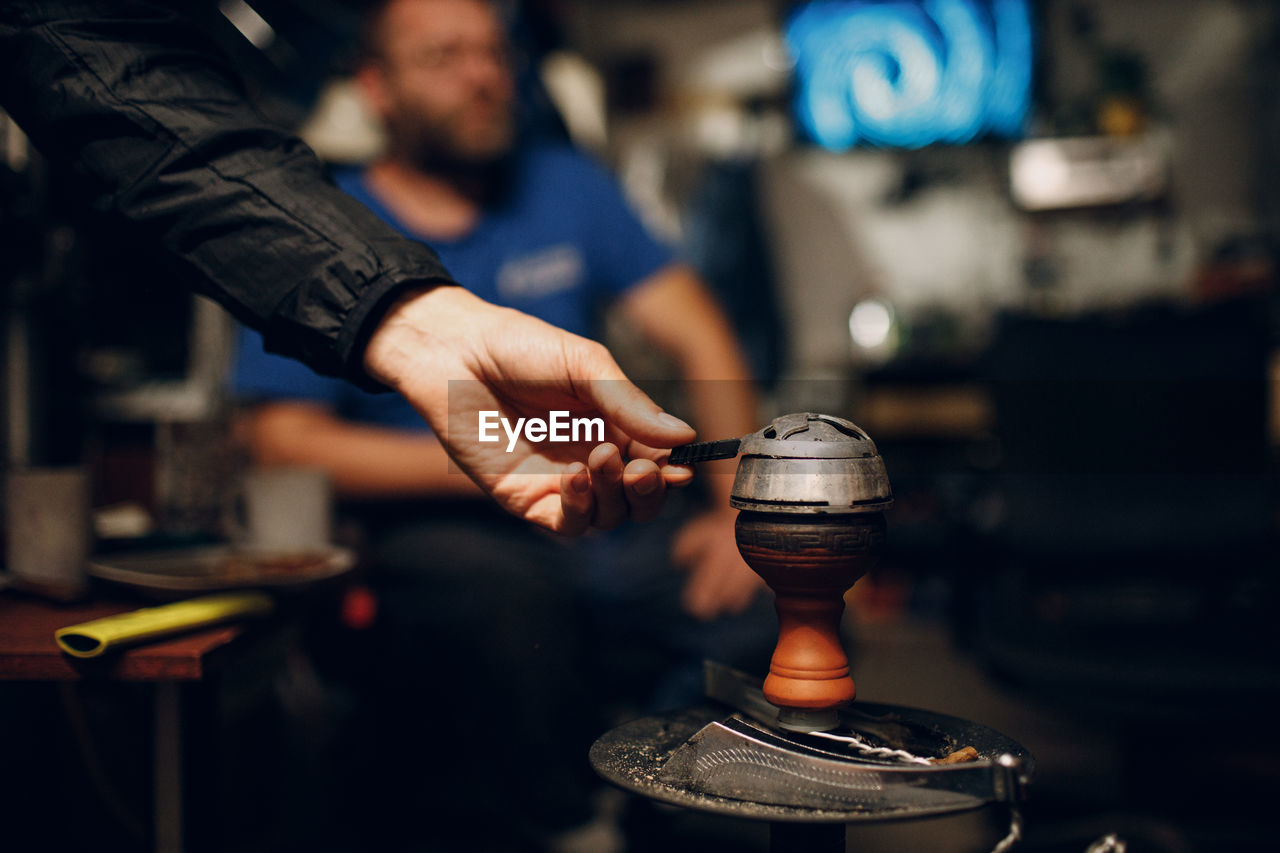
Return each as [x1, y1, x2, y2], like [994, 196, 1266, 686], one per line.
[591, 665, 1033, 823]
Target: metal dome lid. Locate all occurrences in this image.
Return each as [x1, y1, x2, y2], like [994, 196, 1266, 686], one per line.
[737, 412, 879, 459]
[729, 413, 893, 514]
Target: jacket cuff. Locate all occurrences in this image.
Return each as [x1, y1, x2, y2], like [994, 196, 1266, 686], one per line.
[337, 273, 460, 392]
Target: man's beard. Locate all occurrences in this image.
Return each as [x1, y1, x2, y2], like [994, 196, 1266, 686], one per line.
[390, 102, 516, 201]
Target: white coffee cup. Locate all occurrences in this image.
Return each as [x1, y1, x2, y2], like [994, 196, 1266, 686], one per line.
[4, 467, 92, 600]
[238, 466, 332, 554]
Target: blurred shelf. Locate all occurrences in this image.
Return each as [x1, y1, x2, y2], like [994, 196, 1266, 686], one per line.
[861, 383, 992, 440]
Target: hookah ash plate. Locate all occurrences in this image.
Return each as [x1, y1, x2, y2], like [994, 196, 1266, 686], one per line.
[589, 693, 1033, 822]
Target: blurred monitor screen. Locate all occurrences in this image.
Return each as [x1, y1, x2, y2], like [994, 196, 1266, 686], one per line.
[786, 0, 1033, 150]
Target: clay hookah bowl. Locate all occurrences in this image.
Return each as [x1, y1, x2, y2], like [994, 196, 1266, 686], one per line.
[729, 413, 893, 733]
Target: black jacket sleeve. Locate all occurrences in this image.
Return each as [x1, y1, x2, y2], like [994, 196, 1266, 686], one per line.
[0, 0, 458, 385]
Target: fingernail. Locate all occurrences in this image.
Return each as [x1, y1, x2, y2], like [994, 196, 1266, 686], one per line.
[571, 467, 590, 493]
[632, 473, 658, 495]
[656, 412, 692, 432]
[590, 443, 619, 468]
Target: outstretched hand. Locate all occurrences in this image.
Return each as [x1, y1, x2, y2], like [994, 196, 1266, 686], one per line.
[362, 285, 695, 533]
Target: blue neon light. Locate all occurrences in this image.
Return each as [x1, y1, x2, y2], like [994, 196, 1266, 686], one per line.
[786, 0, 1033, 149]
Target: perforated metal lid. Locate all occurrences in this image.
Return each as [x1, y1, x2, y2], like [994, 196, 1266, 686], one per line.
[729, 413, 893, 514]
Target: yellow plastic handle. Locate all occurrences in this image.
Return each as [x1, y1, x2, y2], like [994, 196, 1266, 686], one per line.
[54, 592, 274, 658]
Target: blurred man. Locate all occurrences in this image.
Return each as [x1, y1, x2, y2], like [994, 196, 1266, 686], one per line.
[0, 0, 697, 535]
[233, 0, 770, 846]
[239, 0, 761, 619]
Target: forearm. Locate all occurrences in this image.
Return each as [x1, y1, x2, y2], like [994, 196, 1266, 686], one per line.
[242, 404, 481, 499]
[0, 0, 456, 382]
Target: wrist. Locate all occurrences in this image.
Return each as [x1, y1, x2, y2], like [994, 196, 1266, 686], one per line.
[362, 284, 481, 390]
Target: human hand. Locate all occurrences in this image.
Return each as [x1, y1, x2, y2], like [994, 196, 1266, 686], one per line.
[671, 508, 766, 621]
[362, 286, 696, 533]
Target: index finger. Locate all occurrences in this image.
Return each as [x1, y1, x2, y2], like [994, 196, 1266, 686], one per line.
[566, 343, 695, 447]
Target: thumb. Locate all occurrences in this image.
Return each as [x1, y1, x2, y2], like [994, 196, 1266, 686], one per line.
[573, 343, 695, 449]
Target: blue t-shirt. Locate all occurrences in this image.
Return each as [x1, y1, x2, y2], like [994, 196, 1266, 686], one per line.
[233, 145, 673, 430]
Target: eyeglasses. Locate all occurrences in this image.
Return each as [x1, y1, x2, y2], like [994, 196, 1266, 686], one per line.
[399, 40, 512, 73]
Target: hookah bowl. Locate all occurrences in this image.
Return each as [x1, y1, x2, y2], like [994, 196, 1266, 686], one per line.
[729, 413, 893, 732]
[590, 414, 1034, 851]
